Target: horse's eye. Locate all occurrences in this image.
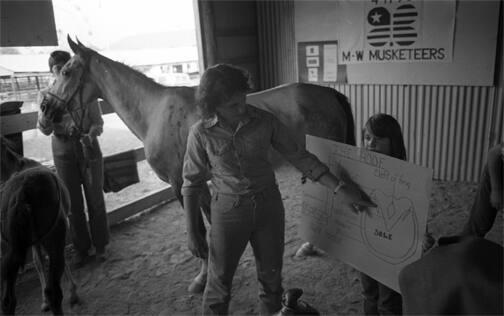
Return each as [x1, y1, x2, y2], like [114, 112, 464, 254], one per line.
[61, 69, 70, 76]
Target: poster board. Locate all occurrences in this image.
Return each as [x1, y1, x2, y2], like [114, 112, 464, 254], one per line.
[294, 0, 500, 86]
[300, 136, 433, 292]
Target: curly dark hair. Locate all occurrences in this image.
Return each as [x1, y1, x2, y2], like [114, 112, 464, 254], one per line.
[362, 113, 407, 161]
[48, 50, 71, 72]
[196, 64, 252, 118]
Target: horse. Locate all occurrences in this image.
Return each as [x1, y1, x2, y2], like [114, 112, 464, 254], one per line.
[398, 235, 503, 315]
[0, 136, 79, 314]
[42, 35, 358, 293]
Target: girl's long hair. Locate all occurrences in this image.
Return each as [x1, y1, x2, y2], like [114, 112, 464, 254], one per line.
[196, 64, 252, 118]
[363, 113, 407, 161]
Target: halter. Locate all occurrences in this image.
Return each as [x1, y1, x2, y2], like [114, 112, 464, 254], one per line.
[45, 63, 88, 135]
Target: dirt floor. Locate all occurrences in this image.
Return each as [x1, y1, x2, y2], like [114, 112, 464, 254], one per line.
[14, 163, 503, 315]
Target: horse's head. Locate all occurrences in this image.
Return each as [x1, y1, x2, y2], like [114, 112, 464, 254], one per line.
[42, 36, 99, 120]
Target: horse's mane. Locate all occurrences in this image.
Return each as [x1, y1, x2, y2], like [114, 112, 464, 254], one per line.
[1, 136, 40, 180]
[89, 49, 165, 89]
[1, 136, 21, 161]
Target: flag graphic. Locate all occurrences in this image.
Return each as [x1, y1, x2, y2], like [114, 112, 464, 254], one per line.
[367, 4, 418, 47]
[392, 4, 418, 46]
[367, 7, 391, 47]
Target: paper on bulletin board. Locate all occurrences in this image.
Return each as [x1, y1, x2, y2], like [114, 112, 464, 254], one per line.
[323, 44, 338, 81]
[300, 136, 432, 292]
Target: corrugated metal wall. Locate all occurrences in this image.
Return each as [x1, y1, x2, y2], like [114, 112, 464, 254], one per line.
[330, 84, 502, 182]
[256, 0, 503, 183]
[256, 0, 295, 90]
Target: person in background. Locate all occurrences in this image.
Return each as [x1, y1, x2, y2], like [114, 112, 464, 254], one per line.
[37, 50, 109, 267]
[359, 113, 406, 315]
[461, 143, 503, 236]
[182, 63, 375, 315]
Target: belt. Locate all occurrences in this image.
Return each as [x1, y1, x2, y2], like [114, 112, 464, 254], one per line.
[53, 133, 80, 141]
[216, 183, 278, 199]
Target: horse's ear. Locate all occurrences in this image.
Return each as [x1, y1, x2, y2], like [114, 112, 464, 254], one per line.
[67, 35, 80, 54]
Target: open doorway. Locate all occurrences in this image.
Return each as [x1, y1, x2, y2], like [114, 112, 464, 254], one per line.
[0, 0, 200, 210]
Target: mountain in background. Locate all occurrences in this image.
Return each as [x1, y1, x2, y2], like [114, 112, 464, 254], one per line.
[108, 29, 197, 50]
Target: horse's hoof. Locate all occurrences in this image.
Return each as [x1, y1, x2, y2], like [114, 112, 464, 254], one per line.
[188, 277, 206, 294]
[41, 301, 50, 312]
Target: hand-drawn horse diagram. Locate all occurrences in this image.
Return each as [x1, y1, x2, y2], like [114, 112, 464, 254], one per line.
[43, 36, 358, 292]
[361, 189, 418, 264]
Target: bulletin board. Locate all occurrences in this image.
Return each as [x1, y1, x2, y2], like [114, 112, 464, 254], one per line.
[297, 41, 348, 84]
[294, 0, 501, 86]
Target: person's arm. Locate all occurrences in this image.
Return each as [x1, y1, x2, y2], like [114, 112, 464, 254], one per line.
[487, 143, 503, 210]
[81, 100, 104, 146]
[269, 114, 376, 210]
[181, 125, 210, 258]
[36, 90, 54, 135]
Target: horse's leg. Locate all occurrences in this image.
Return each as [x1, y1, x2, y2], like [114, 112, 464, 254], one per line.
[45, 236, 65, 315]
[64, 262, 80, 306]
[188, 182, 211, 294]
[33, 245, 51, 312]
[1, 251, 21, 314]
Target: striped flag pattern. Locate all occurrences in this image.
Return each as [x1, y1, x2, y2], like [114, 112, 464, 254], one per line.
[366, 4, 418, 47]
[393, 4, 418, 46]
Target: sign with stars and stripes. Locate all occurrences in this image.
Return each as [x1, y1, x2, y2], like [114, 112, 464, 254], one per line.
[338, 0, 455, 64]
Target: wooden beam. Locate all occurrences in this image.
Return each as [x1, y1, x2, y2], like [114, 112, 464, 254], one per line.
[0, 100, 115, 135]
[132, 147, 146, 161]
[0, 111, 37, 135]
[107, 186, 176, 226]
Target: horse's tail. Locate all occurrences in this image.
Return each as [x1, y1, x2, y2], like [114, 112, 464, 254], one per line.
[333, 89, 356, 146]
[6, 195, 33, 269]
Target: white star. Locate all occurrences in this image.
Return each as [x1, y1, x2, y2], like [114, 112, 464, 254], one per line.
[371, 11, 381, 23]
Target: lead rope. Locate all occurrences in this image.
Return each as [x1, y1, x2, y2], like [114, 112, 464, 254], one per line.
[66, 85, 93, 185]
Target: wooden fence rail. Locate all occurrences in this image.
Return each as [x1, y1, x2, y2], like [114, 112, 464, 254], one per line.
[0, 100, 176, 225]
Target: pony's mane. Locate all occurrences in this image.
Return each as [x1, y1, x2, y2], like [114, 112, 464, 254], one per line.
[1, 136, 20, 158]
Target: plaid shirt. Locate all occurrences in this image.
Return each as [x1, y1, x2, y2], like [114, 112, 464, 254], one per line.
[182, 105, 328, 196]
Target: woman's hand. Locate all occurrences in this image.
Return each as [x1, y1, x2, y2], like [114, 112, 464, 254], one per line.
[188, 230, 208, 259]
[422, 231, 436, 254]
[338, 178, 377, 213]
[184, 194, 208, 259]
[318, 171, 377, 214]
[490, 189, 503, 211]
[80, 134, 93, 147]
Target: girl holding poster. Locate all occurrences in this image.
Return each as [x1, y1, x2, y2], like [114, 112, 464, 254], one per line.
[360, 113, 406, 315]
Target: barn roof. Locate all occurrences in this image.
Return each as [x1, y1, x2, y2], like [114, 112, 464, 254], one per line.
[0, 46, 198, 75]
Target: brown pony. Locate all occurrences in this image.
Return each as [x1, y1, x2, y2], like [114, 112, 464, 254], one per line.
[0, 136, 79, 314]
[42, 36, 360, 292]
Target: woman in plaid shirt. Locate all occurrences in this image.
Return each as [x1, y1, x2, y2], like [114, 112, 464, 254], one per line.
[182, 63, 374, 315]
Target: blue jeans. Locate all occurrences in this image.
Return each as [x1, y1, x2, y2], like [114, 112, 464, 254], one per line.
[52, 135, 109, 254]
[203, 186, 285, 315]
[360, 273, 402, 315]
[462, 165, 499, 237]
